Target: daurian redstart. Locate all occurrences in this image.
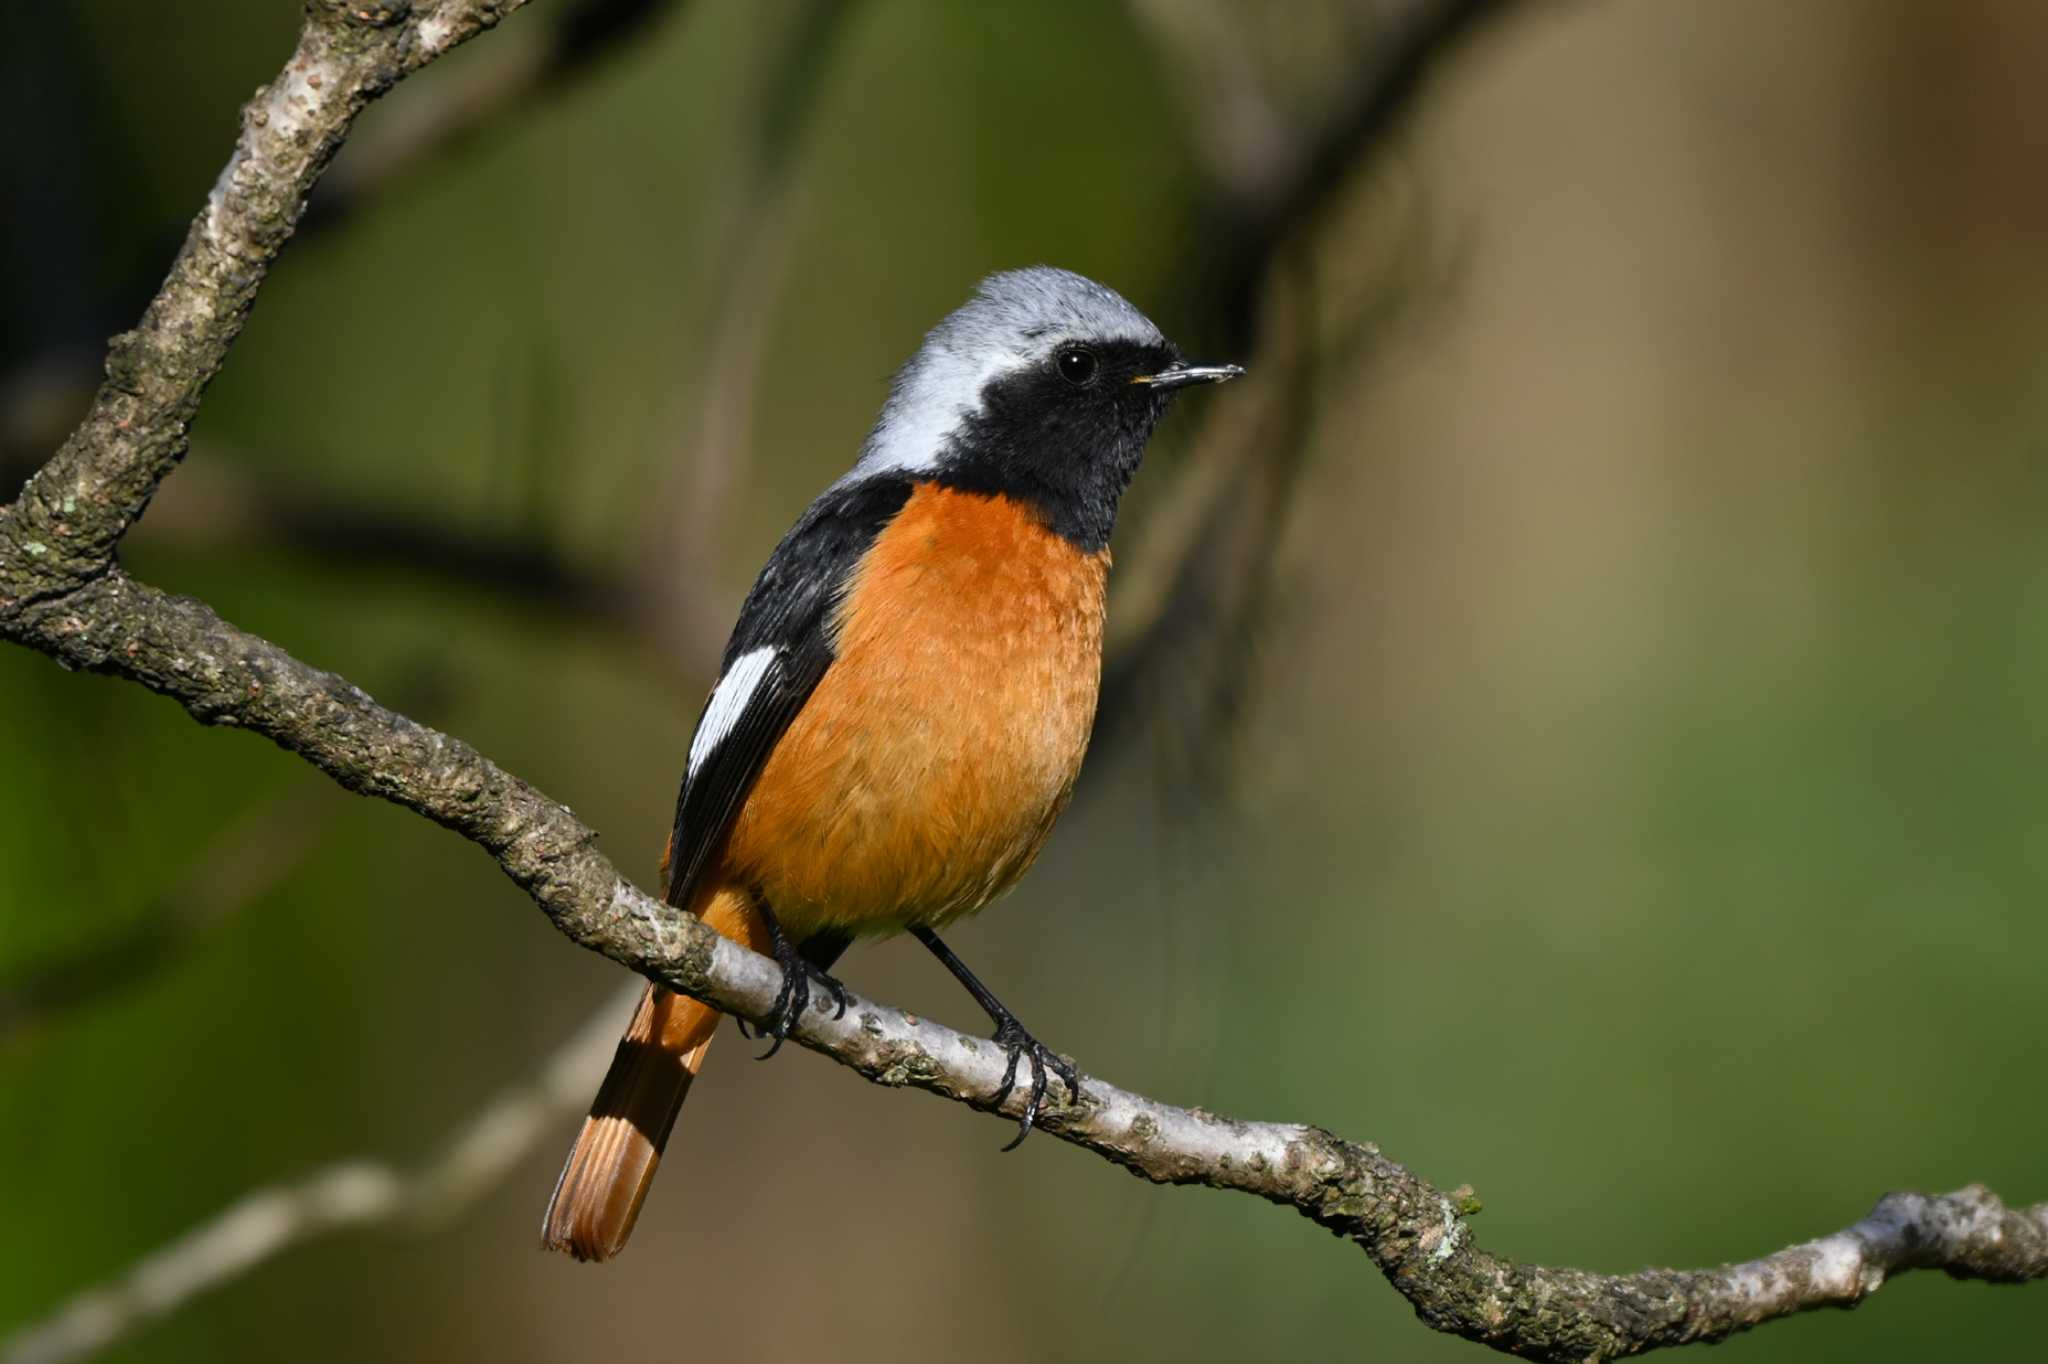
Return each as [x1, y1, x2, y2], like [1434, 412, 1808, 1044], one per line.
[543, 267, 1241, 1261]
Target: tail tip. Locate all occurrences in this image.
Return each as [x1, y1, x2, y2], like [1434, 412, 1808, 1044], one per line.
[541, 1114, 655, 1264]
[540, 1222, 619, 1263]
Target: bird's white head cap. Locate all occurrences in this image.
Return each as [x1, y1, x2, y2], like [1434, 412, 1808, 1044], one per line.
[854, 266, 1167, 478]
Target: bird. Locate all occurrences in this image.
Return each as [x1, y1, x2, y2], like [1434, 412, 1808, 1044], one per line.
[542, 266, 1241, 1262]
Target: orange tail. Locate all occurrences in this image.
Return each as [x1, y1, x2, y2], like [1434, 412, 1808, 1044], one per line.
[542, 886, 763, 1262]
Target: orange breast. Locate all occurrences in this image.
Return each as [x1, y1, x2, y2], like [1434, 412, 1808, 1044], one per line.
[720, 482, 1108, 937]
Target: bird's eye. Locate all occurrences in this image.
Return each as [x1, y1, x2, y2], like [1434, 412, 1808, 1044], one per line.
[1055, 345, 1099, 387]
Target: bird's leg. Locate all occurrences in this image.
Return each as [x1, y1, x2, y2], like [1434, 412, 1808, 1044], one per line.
[748, 902, 848, 1060]
[910, 926, 1081, 1150]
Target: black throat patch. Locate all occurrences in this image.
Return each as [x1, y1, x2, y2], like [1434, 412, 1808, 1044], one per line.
[929, 339, 1179, 553]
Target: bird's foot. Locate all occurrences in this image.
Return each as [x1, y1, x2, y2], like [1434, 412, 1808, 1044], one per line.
[988, 1011, 1082, 1151]
[751, 928, 848, 1060]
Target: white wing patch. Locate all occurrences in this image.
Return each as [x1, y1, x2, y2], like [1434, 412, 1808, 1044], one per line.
[687, 647, 777, 779]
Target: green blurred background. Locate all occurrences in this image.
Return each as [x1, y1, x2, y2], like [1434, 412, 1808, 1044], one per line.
[4, 1, 2045, 1360]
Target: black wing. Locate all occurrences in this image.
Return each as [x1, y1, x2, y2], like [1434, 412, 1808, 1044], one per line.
[663, 475, 913, 908]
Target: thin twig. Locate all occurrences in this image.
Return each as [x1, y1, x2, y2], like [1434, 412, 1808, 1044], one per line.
[0, 4, 2041, 1362]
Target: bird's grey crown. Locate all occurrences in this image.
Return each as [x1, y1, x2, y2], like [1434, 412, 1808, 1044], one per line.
[851, 267, 1165, 479]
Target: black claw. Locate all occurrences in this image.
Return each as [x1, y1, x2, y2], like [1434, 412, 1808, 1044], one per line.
[909, 926, 1082, 1150]
[991, 1039, 1024, 1110]
[754, 965, 804, 1060]
[753, 912, 846, 1060]
[990, 1017, 1082, 1151]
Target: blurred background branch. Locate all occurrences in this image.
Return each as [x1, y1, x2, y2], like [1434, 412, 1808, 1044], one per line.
[627, 0, 863, 675]
[1092, 0, 1515, 777]
[0, 980, 642, 1364]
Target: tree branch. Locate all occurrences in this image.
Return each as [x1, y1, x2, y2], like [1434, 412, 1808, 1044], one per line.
[1, 3, 2041, 1361]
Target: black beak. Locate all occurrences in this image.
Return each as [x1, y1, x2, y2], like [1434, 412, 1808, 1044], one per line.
[1132, 361, 1245, 391]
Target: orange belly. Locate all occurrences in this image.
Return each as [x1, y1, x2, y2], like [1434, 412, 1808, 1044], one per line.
[719, 483, 1108, 936]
